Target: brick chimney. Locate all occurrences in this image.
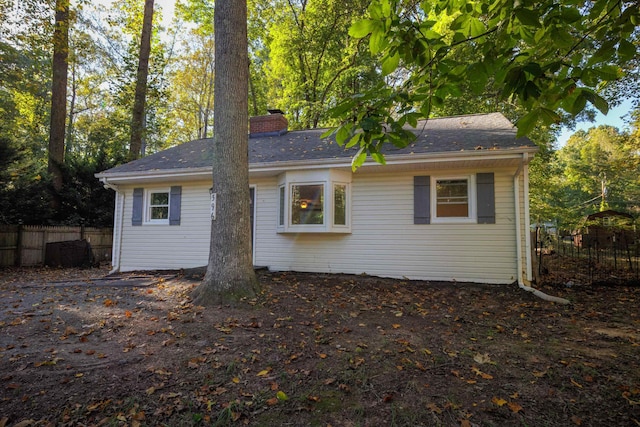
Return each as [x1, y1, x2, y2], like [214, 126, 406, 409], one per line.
[249, 109, 288, 138]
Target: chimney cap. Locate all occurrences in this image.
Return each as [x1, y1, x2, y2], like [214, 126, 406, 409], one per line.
[267, 109, 285, 115]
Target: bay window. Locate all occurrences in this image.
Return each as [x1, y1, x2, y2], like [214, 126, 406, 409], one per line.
[277, 169, 351, 233]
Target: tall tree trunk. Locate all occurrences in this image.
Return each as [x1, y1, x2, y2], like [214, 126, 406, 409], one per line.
[129, 0, 154, 161]
[48, 0, 69, 199]
[66, 58, 76, 155]
[193, 0, 259, 306]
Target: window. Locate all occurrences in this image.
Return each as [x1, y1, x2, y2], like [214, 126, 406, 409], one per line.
[149, 191, 170, 221]
[291, 184, 324, 225]
[334, 184, 347, 226]
[432, 175, 475, 222]
[414, 174, 495, 225]
[132, 186, 181, 226]
[277, 169, 351, 233]
[435, 179, 469, 218]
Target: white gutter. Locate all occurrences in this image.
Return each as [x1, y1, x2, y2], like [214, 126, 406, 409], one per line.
[513, 154, 569, 304]
[101, 178, 123, 274]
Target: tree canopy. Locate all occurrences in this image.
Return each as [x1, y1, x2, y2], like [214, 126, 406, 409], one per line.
[324, 0, 639, 169]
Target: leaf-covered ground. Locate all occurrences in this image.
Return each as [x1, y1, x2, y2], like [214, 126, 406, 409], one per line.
[0, 267, 638, 426]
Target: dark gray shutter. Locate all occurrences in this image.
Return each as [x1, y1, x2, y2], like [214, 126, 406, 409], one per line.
[169, 186, 182, 225]
[414, 176, 431, 224]
[476, 173, 495, 224]
[132, 188, 143, 226]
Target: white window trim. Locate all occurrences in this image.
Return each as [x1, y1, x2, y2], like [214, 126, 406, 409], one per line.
[332, 182, 350, 228]
[144, 188, 171, 225]
[431, 174, 477, 224]
[277, 169, 352, 233]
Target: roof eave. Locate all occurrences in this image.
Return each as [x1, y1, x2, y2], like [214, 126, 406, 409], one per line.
[96, 146, 539, 184]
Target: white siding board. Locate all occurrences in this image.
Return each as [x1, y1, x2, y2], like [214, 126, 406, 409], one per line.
[253, 168, 520, 284]
[115, 166, 527, 284]
[119, 182, 212, 271]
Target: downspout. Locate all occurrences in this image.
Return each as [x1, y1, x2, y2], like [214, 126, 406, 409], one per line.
[513, 154, 569, 304]
[101, 178, 123, 275]
[523, 161, 533, 282]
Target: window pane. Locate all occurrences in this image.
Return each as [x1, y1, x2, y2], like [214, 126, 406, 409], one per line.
[151, 206, 169, 219]
[436, 179, 468, 217]
[151, 193, 169, 205]
[291, 184, 324, 225]
[334, 184, 346, 226]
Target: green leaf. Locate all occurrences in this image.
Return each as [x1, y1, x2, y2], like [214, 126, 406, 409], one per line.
[515, 111, 538, 137]
[349, 19, 375, 38]
[370, 151, 386, 165]
[345, 132, 363, 148]
[514, 8, 540, 27]
[560, 7, 582, 23]
[468, 17, 486, 38]
[321, 127, 337, 139]
[351, 147, 367, 171]
[381, 52, 400, 76]
[370, 26, 387, 54]
[618, 39, 636, 62]
[336, 125, 351, 145]
[581, 88, 609, 115]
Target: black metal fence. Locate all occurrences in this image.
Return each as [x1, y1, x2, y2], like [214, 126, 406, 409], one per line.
[533, 227, 640, 286]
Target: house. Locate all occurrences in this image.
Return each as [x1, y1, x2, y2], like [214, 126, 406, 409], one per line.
[96, 112, 538, 285]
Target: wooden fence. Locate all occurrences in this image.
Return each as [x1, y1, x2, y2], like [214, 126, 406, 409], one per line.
[0, 224, 112, 267]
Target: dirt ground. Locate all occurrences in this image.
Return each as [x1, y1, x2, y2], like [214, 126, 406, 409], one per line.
[0, 266, 638, 427]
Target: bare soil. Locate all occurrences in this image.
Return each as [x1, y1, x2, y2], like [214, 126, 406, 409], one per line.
[0, 266, 639, 426]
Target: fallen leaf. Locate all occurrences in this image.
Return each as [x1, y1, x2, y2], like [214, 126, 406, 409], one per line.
[472, 366, 493, 380]
[508, 401, 523, 413]
[276, 390, 288, 401]
[266, 397, 278, 406]
[257, 368, 272, 377]
[427, 403, 442, 414]
[492, 396, 507, 407]
[473, 353, 493, 365]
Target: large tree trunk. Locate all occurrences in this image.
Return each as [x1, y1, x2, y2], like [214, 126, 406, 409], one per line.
[48, 0, 70, 198]
[128, 0, 154, 161]
[192, 0, 259, 305]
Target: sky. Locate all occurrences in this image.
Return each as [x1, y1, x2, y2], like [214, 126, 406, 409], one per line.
[555, 98, 635, 147]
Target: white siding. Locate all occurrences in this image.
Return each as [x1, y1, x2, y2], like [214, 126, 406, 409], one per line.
[118, 182, 212, 272]
[254, 167, 521, 284]
[115, 167, 529, 284]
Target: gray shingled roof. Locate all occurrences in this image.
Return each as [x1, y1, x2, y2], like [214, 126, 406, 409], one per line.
[99, 113, 536, 175]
